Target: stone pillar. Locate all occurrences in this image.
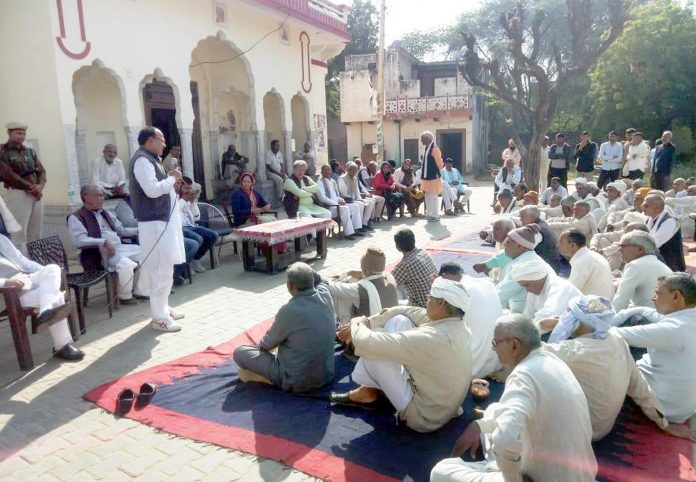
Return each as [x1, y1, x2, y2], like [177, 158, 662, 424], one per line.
[75, 128, 89, 186]
[240, 132, 250, 158]
[124, 126, 140, 160]
[208, 130, 220, 179]
[283, 130, 294, 173]
[253, 130, 267, 181]
[179, 128, 194, 179]
[63, 124, 82, 206]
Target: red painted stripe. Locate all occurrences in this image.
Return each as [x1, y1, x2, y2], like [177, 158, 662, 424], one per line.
[56, 0, 66, 38]
[311, 59, 328, 68]
[76, 0, 86, 41]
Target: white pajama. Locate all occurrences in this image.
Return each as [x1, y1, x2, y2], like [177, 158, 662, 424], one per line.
[267, 171, 285, 199]
[441, 181, 456, 210]
[351, 314, 414, 412]
[425, 192, 439, 219]
[329, 203, 361, 236]
[431, 459, 503, 482]
[371, 195, 385, 219]
[356, 199, 375, 226]
[133, 157, 186, 323]
[19, 265, 73, 350]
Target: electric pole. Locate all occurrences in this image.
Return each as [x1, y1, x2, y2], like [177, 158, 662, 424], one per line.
[375, 0, 386, 164]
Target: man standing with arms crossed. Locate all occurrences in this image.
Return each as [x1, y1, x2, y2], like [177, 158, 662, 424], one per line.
[129, 127, 186, 332]
[0, 122, 46, 252]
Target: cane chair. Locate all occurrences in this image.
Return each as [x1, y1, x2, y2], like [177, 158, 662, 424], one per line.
[26, 235, 113, 335]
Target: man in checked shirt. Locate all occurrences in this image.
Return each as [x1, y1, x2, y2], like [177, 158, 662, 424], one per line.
[391, 228, 437, 307]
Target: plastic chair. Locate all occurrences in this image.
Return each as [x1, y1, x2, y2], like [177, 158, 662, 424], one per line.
[196, 202, 234, 269]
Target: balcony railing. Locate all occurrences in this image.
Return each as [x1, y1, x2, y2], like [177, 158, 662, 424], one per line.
[253, 0, 350, 39]
[384, 95, 471, 120]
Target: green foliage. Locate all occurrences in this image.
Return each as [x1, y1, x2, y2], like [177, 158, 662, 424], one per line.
[325, 0, 378, 118]
[589, 1, 696, 144]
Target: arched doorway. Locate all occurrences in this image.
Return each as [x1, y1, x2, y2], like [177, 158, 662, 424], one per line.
[190, 34, 255, 198]
[291, 94, 311, 153]
[263, 90, 286, 170]
[142, 80, 180, 158]
[73, 61, 127, 185]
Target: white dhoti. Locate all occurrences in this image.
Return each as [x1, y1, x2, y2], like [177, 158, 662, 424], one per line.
[425, 192, 440, 219]
[352, 314, 414, 412]
[458, 185, 473, 204]
[329, 203, 361, 237]
[267, 172, 285, 199]
[19, 265, 73, 350]
[356, 199, 375, 226]
[431, 459, 503, 482]
[108, 244, 147, 300]
[441, 181, 457, 210]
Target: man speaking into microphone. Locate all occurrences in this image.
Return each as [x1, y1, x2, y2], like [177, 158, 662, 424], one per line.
[129, 127, 186, 332]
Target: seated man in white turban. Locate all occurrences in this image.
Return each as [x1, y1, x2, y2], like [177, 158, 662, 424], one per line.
[611, 273, 696, 425]
[495, 224, 555, 313]
[333, 278, 472, 433]
[511, 259, 582, 330]
[597, 181, 630, 231]
[326, 247, 399, 326]
[432, 314, 597, 482]
[547, 200, 598, 240]
[542, 295, 694, 441]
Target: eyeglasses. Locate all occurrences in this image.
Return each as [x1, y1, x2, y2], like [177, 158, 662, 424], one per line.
[491, 337, 515, 350]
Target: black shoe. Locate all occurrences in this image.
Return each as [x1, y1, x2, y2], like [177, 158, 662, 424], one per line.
[329, 392, 391, 412]
[36, 303, 73, 327]
[365, 223, 375, 231]
[133, 293, 150, 300]
[53, 343, 85, 361]
[119, 298, 138, 305]
[343, 234, 355, 240]
[173, 275, 186, 286]
[353, 231, 365, 237]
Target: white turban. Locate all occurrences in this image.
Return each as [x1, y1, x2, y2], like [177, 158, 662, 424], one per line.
[431, 278, 470, 312]
[548, 295, 616, 343]
[511, 259, 550, 282]
[575, 177, 588, 186]
[607, 181, 627, 195]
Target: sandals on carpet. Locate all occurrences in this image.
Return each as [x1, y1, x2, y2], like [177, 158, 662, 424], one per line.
[116, 382, 158, 416]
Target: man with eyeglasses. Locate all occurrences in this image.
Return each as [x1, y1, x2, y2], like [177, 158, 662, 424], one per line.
[129, 127, 186, 333]
[431, 314, 597, 482]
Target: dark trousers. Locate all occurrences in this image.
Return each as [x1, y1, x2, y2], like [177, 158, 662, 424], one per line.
[183, 225, 219, 260]
[548, 167, 568, 188]
[174, 236, 199, 278]
[233, 345, 282, 387]
[627, 169, 644, 180]
[651, 172, 671, 191]
[597, 169, 619, 189]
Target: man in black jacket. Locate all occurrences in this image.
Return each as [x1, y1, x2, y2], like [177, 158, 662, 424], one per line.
[652, 131, 676, 191]
[519, 205, 562, 274]
[548, 133, 573, 188]
[574, 131, 598, 181]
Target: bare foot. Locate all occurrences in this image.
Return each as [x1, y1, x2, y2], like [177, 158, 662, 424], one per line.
[489, 366, 512, 383]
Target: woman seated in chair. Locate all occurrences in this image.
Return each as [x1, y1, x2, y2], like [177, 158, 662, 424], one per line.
[231, 173, 273, 227]
[372, 161, 404, 219]
[231, 173, 284, 253]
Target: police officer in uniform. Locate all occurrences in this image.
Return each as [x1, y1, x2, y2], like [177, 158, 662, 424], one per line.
[0, 123, 46, 252]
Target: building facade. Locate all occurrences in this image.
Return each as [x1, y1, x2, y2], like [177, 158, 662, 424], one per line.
[339, 42, 487, 175]
[0, 0, 349, 218]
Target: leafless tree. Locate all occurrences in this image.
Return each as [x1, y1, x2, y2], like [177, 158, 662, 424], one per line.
[459, 0, 634, 189]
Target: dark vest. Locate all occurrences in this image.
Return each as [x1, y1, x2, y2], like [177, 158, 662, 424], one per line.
[421, 142, 441, 181]
[72, 207, 116, 271]
[354, 275, 399, 318]
[129, 148, 171, 222]
[655, 213, 685, 272]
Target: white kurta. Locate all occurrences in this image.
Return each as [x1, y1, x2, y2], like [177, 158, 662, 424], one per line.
[544, 332, 667, 440]
[568, 247, 615, 299]
[613, 307, 696, 422]
[431, 349, 597, 482]
[92, 156, 128, 193]
[522, 274, 582, 328]
[611, 255, 672, 311]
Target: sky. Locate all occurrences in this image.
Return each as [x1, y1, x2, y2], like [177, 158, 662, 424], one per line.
[351, 0, 486, 44]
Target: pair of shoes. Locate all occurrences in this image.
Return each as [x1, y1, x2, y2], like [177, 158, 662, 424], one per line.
[353, 231, 365, 237]
[116, 382, 157, 416]
[173, 275, 186, 286]
[364, 223, 375, 231]
[36, 302, 73, 327]
[170, 310, 185, 320]
[119, 297, 138, 305]
[152, 320, 182, 332]
[329, 392, 393, 412]
[343, 234, 355, 240]
[191, 260, 207, 273]
[133, 293, 150, 300]
[445, 209, 456, 216]
[53, 343, 85, 361]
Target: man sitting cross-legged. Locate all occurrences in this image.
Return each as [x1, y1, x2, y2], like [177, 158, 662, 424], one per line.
[68, 184, 146, 305]
[391, 228, 438, 308]
[536, 295, 696, 442]
[0, 234, 83, 360]
[511, 258, 582, 332]
[431, 314, 597, 482]
[327, 247, 399, 326]
[612, 273, 696, 425]
[333, 278, 472, 433]
[558, 229, 614, 299]
[233, 262, 336, 393]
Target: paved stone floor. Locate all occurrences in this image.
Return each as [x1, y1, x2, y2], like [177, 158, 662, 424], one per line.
[0, 186, 495, 481]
